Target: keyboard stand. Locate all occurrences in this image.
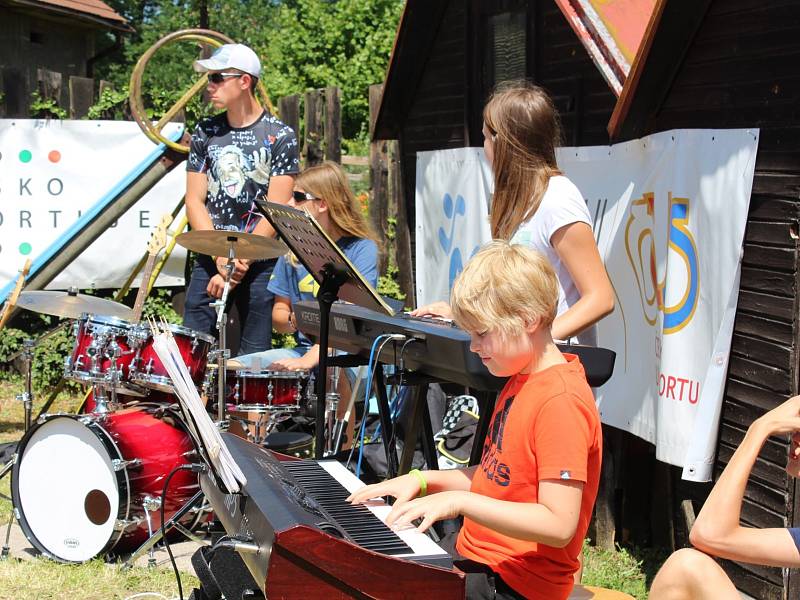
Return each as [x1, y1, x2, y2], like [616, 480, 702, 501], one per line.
[329, 355, 441, 478]
[386, 371, 440, 475]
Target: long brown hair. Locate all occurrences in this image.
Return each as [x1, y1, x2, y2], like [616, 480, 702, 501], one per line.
[296, 161, 378, 243]
[484, 80, 563, 240]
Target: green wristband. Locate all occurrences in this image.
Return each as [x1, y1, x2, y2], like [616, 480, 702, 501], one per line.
[409, 468, 427, 497]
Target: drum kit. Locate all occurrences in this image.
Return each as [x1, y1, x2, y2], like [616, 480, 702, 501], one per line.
[3, 230, 316, 564]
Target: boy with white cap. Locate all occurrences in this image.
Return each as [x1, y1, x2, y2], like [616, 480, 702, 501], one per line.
[184, 43, 300, 355]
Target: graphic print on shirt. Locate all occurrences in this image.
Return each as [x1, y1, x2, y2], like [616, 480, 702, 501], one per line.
[480, 395, 514, 486]
[205, 136, 272, 232]
[188, 112, 300, 232]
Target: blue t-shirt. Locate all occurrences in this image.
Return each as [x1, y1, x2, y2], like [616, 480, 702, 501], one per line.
[268, 236, 379, 347]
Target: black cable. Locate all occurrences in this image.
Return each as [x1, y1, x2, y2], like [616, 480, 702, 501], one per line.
[161, 463, 206, 600]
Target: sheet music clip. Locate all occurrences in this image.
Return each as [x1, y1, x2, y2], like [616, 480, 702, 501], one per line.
[254, 200, 393, 459]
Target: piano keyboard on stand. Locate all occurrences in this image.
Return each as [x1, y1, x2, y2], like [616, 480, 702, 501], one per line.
[283, 460, 413, 556]
[201, 433, 464, 598]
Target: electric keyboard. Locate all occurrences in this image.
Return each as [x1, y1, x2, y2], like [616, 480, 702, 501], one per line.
[201, 433, 465, 598]
[294, 300, 616, 389]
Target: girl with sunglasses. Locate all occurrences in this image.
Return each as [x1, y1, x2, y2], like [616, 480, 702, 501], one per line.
[236, 161, 379, 373]
[413, 80, 613, 347]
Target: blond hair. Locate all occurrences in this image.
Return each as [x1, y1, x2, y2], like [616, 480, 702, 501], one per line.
[450, 241, 558, 339]
[484, 80, 563, 240]
[296, 161, 378, 243]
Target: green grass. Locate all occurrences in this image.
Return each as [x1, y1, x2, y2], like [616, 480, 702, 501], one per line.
[582, 539, 669, 600]
[0, 558, 198, 599]
[0, 378, 198, 599]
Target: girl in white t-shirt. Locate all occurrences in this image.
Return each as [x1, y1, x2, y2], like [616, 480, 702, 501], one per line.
[415, 81, 613, 345]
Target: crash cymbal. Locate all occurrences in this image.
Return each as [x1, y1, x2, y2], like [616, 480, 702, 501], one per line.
[17, 290, 134, 320]
[176, 230, 288, 261]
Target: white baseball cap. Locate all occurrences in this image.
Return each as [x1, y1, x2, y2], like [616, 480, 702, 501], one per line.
[194, 44, 261, 78]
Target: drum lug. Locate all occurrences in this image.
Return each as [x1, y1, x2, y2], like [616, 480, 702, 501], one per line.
[191, 336, 199, 352]
[142, 495, 162, 513]
[114, 517, 143, 531]
[111, 458, 142, 472]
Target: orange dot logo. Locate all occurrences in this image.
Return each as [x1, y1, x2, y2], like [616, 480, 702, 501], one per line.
[48, 150, 61, 163]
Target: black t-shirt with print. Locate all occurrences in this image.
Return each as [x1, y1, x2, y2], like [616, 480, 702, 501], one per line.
[187, 110, 300, 232]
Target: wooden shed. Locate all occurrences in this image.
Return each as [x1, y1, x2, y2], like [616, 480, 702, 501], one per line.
[0, 0, 131, 117]
[375, 1, 800, 598]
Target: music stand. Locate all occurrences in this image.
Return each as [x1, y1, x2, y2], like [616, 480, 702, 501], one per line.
[255, 200, 393, 459]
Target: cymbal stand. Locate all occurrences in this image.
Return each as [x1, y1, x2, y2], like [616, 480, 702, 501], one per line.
[0, 338, 35, 558]
[210, 241, 237, 424]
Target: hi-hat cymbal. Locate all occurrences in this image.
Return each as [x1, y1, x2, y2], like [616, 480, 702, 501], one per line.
[176, 230, 288, 261]
[17, 290, 134, 320]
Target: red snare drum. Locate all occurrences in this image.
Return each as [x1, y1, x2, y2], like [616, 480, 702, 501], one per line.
[11, 406, 199, 562]
[64, 315, 146, 395]
[130, 323, 215, 394]
[226, 370, 308, 411]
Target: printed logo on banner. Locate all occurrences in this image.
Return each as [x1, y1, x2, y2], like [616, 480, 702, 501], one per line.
[0, 147, 66, 258]
[624, 192, 699, 334]
[438, 193, 480, 289]
[625, 191, 701, 406]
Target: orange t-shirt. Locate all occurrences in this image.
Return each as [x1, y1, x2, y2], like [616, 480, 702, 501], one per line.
[456, 354, 602, 600]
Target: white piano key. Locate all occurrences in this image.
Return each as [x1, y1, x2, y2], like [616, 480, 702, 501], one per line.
[317, 460, 450, 561]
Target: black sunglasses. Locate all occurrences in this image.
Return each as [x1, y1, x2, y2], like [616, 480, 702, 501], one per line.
[207, 72, 244, 84]
[292, 191, 320, 202]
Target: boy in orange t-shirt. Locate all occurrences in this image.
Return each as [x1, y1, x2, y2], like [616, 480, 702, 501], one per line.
[348, 241, 602, 600]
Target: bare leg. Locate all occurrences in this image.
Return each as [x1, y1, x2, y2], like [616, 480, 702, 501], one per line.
[649, 548, 740, 600]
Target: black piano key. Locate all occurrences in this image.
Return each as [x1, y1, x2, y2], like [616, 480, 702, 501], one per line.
[284, 461, 414, 556]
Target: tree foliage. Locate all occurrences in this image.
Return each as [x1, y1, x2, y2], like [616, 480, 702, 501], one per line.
[96, 0, 403, 138]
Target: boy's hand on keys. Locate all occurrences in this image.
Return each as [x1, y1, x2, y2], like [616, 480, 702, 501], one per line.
[347, 473, 423, 507]
[385, 491, 466, 533]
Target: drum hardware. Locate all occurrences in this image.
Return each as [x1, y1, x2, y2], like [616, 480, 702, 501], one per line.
[175, 230, 289, 425]
[324, 392, 340, 457]
[142, 495, 162, 567]
[0, 337, 37, 559]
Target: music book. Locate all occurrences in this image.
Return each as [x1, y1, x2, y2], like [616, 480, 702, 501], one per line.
[149, 322, 246, 494]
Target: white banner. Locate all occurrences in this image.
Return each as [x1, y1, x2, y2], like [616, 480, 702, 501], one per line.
[0, 120, 188, 297]
[415, 148, 493, 306]
[415, 130, 759, 480]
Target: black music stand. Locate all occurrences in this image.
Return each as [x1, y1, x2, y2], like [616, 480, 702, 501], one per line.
[255, 200, 394, 459]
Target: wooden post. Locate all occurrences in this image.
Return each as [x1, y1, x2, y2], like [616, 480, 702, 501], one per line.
[37, 68, 62, 106]
[303, 89, 324, 167]
[369, 84, 390, 274]
[389, 140, 415, 304]
[69, 76, 94, 119]
[324, 86, 342, 163]
[278, 94, 300, 139]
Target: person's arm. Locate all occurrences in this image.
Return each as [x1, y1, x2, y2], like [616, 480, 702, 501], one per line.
[383, 478, 584, 546]
[550, 221, 614, 341]
[690, 395, 800, 567]
[348, 466, 477, 507]
[186, 172, 214, 231]
[272, 296, 294, 333]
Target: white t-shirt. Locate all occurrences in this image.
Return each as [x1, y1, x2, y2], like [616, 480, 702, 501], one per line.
[510, 175, 597, 347]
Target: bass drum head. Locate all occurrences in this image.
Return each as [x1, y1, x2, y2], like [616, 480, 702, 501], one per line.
[12, 416, 123, 562]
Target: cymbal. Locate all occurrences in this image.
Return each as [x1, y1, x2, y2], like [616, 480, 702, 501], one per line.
[176, 230, 288, 260]
[17, 290, 134, 320]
